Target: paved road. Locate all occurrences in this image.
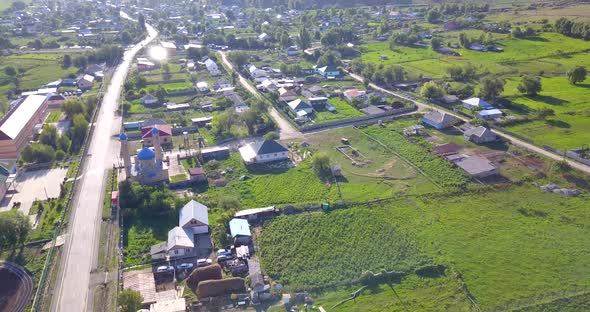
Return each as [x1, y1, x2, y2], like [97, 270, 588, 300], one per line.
[218, 51, 302, 139]
[346, 71, 590, 174]
[50, 17, 157, 312]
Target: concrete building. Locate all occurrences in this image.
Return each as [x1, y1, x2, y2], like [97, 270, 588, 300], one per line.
[0, 94, 48, 159]
[455, 155, 499, 178]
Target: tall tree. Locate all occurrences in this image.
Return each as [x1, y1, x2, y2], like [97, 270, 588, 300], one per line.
[565, 66, 587, 85]
[118, 289, 143, 312]
[62, 54, 72, 69]
[517, 76, 542, 96]
[298, 27, 311, 50]
[138, 13, 146, 32]
[0, 211, 30, 249]
[420, 81, 444, 99]
[479, 77, 505, 102]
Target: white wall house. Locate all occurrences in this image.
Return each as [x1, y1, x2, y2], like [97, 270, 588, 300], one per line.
[238, 140, 289, 164]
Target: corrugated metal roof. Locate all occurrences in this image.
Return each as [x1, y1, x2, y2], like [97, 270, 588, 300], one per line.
[0, 94, 47, 140]
[179, 200, 208, 227]
[229, 218, 251, 237]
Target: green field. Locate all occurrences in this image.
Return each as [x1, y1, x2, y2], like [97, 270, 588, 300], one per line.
[312, 97, 364, 123]
[259, 186, 590, 310]
[258, 208, 427, 291]
[502, 76, 590, 150]
[361, 32, 590, 79]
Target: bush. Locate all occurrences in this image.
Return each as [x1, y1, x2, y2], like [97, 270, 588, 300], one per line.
[55, 150, 66, 161]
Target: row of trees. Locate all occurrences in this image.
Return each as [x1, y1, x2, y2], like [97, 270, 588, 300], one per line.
[349, 59, 405, 85]
[554, 18, 590, 40]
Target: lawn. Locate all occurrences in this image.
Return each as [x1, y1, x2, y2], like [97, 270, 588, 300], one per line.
[313, 97, 364, 123]
[260, 185, 590, 310]
[501, 76, 590, 150]
[257, 207, 428, 291]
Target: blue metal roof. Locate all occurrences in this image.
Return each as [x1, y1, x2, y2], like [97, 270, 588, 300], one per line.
[137, 147, 155, 160]
[229, 218, 251, 237]
[119, 133, 128, 141]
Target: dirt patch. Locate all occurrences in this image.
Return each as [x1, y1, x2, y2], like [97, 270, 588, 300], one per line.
[0, 262, 33, 312]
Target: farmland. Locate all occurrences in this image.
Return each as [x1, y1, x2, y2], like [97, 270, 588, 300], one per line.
[259, 186, 590, 310]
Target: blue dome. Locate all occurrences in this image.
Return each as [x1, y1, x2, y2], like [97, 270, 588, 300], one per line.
[119, 133, 128, 141]
[151, 127, 160, 135]
[137, 147, 155, 160]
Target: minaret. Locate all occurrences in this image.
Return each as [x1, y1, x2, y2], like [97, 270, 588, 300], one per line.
[119, 133, 131, 177]
[151, 127, 163, 163]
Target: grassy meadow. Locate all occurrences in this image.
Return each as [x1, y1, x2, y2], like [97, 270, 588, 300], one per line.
[313, 97, 364, 123]
[502, 76, 590, 150]
[259, 186, 590, 310]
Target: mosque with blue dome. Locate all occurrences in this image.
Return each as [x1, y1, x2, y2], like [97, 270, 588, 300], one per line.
[119, 127, 169, 184]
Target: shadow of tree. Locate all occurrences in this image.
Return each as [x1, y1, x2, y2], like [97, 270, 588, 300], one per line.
[546, 119, 570, 128]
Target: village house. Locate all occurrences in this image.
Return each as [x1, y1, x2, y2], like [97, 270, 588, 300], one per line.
[462, 97, 493, 110]
[343, 89, 366, 101]
[204, 58, 221, 76]
[213, 78, 231, 91]
[140, 94, 159, 106]
[464, 126, 497, 144]
[278, 87, 298, 102]
[315, 66, 340, 78]
[160, 41, 177, 56]
[0, 94, 48, 159]
[454, 155, 499, 178]
[238, 139, 289, 164]
[477, 109, 503, 120]
[422, 111, 456, 129]
[229, 218, 252, 246]
[77, 74, 94, 91]
[287, 99, 313, 118]
[150, 200, 212, 260]
[137, 57, 157, 71]
[141, 123, 172, 147]
[45, 93, 67, 110]
[248, 65, 268, 80]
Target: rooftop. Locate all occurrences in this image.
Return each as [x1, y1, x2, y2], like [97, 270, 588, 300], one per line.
[179, 200, 208, 227]
[0, 94, 47, 140]
[229, 218, 251, 237]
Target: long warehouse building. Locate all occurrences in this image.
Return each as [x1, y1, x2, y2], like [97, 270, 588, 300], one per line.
[0, 94, 48, 159]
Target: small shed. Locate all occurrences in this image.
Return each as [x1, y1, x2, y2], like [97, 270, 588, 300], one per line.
[229, 218, 252, 245]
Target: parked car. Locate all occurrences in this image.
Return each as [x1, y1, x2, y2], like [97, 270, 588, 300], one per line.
[156, 265, 174, 273]
[177, 263, 194, 270]
[217, 249, 232, 257]
[239, 175, 250, 181]
[196, 258, 212, 267]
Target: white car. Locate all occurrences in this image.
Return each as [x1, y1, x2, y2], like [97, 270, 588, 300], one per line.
[156, 265, 173, 273]
[176, 263, 194, 270]
[196, 258, 212, 267]
[217, 249, 232, 257]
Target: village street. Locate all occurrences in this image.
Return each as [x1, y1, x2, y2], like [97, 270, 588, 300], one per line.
[50, 16, 158, 312]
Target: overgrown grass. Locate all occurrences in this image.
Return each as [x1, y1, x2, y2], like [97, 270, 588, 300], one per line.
[258, 208, 427, 291]
[260, 185, 590, 310]
[101, 169, 117, 221]
[45, 111, 62, 123]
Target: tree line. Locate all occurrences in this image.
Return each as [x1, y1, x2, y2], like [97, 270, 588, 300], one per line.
[554, 18, 590, 40]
